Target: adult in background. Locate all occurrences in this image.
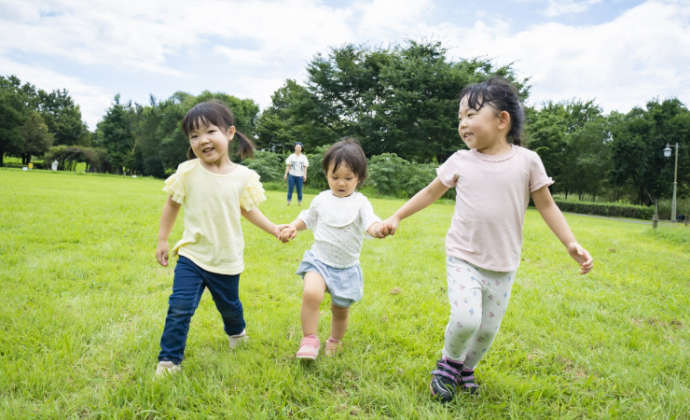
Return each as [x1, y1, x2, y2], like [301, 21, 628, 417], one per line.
[284, 142, 309, 206]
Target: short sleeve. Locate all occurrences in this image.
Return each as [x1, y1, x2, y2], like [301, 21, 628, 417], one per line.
[436, 152, 461, 188]
[240, 170, 267, 212]
[359, 196, 381, 234]
[163, 160, 196, 204]
[529, 152, 555, 192]
[303, 155, 309, 167]
[298, 194, 321, 230]
[285, 155, 292, 165]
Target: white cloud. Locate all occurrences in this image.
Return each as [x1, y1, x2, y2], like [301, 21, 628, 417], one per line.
[0, 57, 111, 129]
[440, 1, 690, 113]
[1, 0, 689, 128]
[544, 0, 602, 17]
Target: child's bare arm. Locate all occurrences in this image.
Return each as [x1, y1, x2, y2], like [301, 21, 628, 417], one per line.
[242, 207, 281, 239]
[531, 186, 593, 274]
[381, 177, 450, 236]
[156, 197, 181, 266]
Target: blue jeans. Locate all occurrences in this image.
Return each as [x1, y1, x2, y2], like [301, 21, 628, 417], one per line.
[287, 174, 304, 203]
[158, 256, 245, 364]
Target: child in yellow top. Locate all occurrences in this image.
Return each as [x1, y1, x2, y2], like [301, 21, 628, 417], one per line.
[155, 100, 286, 375]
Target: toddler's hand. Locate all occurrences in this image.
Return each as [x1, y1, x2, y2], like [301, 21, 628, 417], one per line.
[156, 240, 169, 267]
[367, 222, 386, 238]
[567, 242, 593, 274]
[379, 216, 400, 237]
[277, 224, 297, 242]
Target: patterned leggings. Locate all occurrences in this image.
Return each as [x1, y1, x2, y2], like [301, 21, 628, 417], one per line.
[442, 256, 515, 369]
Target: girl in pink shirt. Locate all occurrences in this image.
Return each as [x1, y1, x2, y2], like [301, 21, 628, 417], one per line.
[381, 78, 593, 402]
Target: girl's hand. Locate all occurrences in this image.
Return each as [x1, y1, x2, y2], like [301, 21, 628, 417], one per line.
[380, 216, 400, 237]
[156, 240, 170, 267]
[367, 222, 386, 238]
[277, 224, 297, 242]
[283, 174, 287, 181]
[567, 242, 593, 274]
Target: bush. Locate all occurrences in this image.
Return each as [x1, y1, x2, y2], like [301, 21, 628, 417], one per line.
[243, 150, 284, 183]
[367, 153, 437, 198]
[43, 145, 107, 172]
[554, 200, 654, 220]
[304, 145, 330, 191]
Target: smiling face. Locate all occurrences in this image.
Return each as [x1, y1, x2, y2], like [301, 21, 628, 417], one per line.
[458, 96, 510, 154]
[188, 121, 235, 167]
[327, 161, 359, 197]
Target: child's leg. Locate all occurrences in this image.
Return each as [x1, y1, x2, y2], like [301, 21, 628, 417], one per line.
[330, 303, 349, 341]
[442, 258, 483, 362]
[204, 271, 245, 337]
[461, 271, 514, 370]
[158, 256, 206, 364]
[301, 271, 326, 336]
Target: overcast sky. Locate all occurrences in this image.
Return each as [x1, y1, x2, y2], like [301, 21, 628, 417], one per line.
[1, 0, 688, 129]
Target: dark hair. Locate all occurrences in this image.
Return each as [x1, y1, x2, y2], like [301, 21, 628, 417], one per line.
[459, 77, 524, 145]
[181, 100, 255, 159]
[295, 142, 304, 151]
[322, 138, 368, 185]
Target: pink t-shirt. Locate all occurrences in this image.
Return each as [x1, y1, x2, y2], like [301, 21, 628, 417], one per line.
[436, 145, 554, 272]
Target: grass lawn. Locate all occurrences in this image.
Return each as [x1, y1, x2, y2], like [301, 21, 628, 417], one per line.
[1, 168, 688, 419]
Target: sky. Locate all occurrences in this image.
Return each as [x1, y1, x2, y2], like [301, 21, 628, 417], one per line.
[1, 0, 689, 130]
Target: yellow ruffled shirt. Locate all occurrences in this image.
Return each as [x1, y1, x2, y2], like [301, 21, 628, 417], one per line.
[163, 159, 266, 275]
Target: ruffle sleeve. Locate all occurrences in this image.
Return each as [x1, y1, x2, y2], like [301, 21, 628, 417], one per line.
[240, 170, 267, 212]
[163, 159, 197, 204]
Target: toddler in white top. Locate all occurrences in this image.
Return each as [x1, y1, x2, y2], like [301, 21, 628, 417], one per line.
[280, 138, 385, 360]
[381, 78, 594, 402]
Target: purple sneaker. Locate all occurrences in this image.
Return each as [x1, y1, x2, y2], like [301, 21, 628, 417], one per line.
[430, 358, 463, 402]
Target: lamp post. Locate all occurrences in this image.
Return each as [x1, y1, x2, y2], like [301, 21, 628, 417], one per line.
[663, 143, 679, 222]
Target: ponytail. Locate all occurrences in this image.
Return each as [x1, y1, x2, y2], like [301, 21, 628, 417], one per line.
[234, 130, 255, 159]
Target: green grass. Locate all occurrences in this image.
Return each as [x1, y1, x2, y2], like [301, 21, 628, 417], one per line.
[1, 168, 688, 419]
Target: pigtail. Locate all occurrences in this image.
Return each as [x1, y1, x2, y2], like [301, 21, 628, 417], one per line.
[234, 130, 255, 159]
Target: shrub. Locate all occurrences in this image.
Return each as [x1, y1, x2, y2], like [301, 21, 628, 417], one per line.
[43, 145, 107, 172]
[554, 200, 654, 220]
[304, 145, 330, 191]
[243, 150, 283, 183]
[367, 153, 437, 198]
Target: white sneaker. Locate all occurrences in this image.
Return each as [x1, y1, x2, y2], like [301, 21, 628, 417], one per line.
[228, 329, 248, 349]
[155, 361, 181, 376]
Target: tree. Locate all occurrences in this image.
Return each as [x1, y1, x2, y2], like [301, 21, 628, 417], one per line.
[0, 75, 37, 166]
[37, 89, 90, 146]
[526, 100, 609, 199]
[302, 41, 528, 162]
[20, 111, 53, 165]
[94, 94, 135, 173]
[609, 99, 689, 204]
[255, 79, 333, 152]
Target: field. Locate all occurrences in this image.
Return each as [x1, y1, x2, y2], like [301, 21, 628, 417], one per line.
[0, 168, 688, 419]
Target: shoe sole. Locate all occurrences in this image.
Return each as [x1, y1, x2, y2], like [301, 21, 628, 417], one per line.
[296, 352, 318, 360]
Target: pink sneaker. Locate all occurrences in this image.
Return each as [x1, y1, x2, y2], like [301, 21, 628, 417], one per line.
[296, 335, 320, 360]
[325, 337, 342, 357]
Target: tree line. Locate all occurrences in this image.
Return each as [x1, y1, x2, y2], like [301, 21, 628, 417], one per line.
[1, 41, 687, 206]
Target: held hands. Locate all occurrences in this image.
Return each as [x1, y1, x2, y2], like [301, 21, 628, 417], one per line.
[156, 240, 169, 267]
[367, 218, 398, 238]
[378, 216, 400, 237]
[567, 241, 594, 274]
[276, 224, 297, 242]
